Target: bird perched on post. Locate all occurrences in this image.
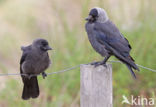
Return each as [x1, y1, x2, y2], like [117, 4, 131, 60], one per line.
[85, 7, 139, 78]
[20, 38, 52, 100]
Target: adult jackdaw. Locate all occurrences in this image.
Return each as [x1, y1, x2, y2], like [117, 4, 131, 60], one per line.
[20, 38, 52, 100]
[85, 7, 139, 78]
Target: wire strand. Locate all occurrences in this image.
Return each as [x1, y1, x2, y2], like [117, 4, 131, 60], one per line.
[0, 61, 155, 77]
[47, 65, 80, 75]
[108, 60, 156, 72]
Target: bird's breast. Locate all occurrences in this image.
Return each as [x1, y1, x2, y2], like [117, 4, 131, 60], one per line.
[33, 56, 50, 74]
[22, 55, 50, 74]
[85, 23, 108, 56]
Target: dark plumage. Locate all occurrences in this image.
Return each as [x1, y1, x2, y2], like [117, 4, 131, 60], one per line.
[85, 7, 139, 78]
[20, 38, 52, 100]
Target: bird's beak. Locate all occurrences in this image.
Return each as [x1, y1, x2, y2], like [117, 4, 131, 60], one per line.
[46, 46, 52, 50]
[85, 15, 93, 21]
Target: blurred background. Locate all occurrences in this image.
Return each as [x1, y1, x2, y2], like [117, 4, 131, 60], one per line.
[0, 0, 155, 106]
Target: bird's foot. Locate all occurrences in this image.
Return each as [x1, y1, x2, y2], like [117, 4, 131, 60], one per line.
[90, 61, 100, 65]
[23, 74, 36, 79]
[90, 61, 107, 68]
[42, 72, 47, 79]
[23, 74, 32, 79]
[29, 75, 33, 79]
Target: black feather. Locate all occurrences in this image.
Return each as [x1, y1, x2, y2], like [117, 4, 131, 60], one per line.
[126, 64, 136, 79]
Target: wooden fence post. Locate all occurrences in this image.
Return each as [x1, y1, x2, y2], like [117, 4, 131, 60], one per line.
[80, 64, 112, 107]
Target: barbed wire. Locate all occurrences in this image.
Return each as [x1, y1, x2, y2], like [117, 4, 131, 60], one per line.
[0, 61, 155, 77]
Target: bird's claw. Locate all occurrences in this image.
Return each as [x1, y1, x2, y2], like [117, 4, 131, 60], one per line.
[90, 61, 107, 68]
[94, 62, 107, 68]
[24, 74, 32, 79]
[42, 72, 47, 79]
[90, 61, 100, 65]
[103, 64, 107, 68]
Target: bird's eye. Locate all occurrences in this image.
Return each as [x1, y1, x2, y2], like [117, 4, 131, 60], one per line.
[43, 43, 47, 46]
[89, 9, 98, 17]
[41, 41, 48, 46]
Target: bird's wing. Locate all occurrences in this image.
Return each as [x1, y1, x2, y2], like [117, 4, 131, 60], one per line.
[20, 45, 32, 67]
[20, 51, 28, 82]
[21, 45, 32, 52]
[20, 53, 27, 65]
[20, 46, 32, 81]
[94, 21, 139, 70]
[94, 21, 131, 57]
[20, 45, 32, 65]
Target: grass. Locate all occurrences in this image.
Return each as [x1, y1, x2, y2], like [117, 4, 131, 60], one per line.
[0, 0, 155, 106]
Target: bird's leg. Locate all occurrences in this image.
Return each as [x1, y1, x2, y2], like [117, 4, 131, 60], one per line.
[101, 54, 111, 65]
[42, 72, 47, 79]
[93, 54, 111, 67]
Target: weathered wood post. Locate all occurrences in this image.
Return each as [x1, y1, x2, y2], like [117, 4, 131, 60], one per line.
[80, 64, 112, 107]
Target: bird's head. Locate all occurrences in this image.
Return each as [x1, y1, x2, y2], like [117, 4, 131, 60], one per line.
[85, 7, 109, 23]
[32, 38, 52, 52]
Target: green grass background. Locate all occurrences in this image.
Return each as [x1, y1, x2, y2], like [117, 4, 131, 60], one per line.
[0, 0, 155, 106]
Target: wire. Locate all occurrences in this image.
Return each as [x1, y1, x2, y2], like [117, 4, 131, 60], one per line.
[108, 60, 156, 72]
[47, 65, 80, 75]
[136, 64, 156, 72]
[0, 61, 155, 77]
[0, 65, 81, 77]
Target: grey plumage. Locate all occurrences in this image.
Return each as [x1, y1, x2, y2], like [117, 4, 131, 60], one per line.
[85, 7, 139, 78]
[20, 38, 52, 100]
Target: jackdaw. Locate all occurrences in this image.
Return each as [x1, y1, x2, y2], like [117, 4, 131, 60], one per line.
[20, 38, 52, 100]
[85, 7, 139, 78]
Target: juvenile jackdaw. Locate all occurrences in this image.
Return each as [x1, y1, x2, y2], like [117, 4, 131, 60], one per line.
[20, 38, 52, 100]
[85, 7, 139, 78]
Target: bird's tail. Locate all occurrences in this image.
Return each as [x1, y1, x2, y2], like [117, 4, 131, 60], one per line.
[22, 76, 39, 100]
[126, 56, 140, 71]
[125, 64, 136, 79]
[114, 52, 140, 71]
[122, 56, 139, 78]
